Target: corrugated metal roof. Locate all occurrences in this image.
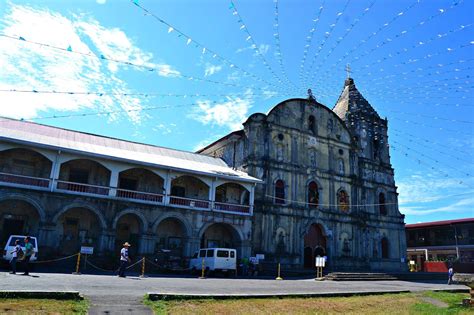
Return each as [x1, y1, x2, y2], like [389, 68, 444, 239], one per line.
[406, 218, 474, 229]
[0, 118, 260, 183]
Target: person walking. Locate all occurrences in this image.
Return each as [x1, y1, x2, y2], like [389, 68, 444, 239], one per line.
[9, 240, 21, 274]
[22, 236, 34, 276]
[448, 266, 454, 285]
[118, 242, 131, 278]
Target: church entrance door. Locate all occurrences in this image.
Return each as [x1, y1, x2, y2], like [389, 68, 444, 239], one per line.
[303, 224, 326, 269]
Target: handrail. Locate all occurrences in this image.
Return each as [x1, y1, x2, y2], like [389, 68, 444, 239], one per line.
[0, 171, 252, 215]
[0, 172, 50, 188]
[169, 195, 210, 209]
[214, 201, 251, 214]
[116, 188, 164, 202]
[56, 180, 110, 195]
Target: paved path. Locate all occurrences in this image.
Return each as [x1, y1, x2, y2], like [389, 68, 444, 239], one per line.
[0, 272, 468, 313]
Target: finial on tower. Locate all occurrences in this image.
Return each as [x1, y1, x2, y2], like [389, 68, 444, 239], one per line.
[345, 63, 352, 79]
[307, 88, 316, 102]
[344, 64, 354, 87]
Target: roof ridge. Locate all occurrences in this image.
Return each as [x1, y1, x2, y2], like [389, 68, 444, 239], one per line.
[0, 116, 223, 162]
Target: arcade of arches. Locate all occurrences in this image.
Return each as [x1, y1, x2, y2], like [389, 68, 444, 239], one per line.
[155, 218, 187, 259]
[115, 214, 142, 256]
[56, 207, 101, 256]
[201, 223, 239, 249]
[304, 224, 326, 269]
[0, 199, 40, 246]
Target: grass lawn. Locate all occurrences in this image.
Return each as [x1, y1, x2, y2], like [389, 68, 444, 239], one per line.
[145, 291, 471, 315]
[0, 298, 88, 314]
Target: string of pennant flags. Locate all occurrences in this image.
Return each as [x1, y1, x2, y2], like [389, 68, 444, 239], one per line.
[298, 0, 326, 85]
[390, 145, 473, 189]
[0, 33, 267, 91]
[312, 0, 465, 91]
[272, 0, 297, 91]
[130, 0, 293, 95]
[310, 38, 474, 101]
[0, 89, 288, 99]
[390, 128, 474, 158]
[229, 0, 297, 93]
[312, 0, 422, 87]
[391, 129, 474, 163]
[300, 0, 351, 89]
[307, 0, 377, 84]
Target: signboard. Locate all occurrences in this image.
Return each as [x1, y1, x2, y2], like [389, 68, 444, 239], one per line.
[256, 254, 265, 261]
[80, 246, 94, 255]
[315, 256, 326, 267]
[249, 257, 258, 265]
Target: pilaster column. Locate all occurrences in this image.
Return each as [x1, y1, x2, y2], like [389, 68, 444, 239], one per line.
[164, 170, 172, 205]
[249, 184, 255, 214]
[108, 169, 119, 197]
[209, 177, 216, 210]
[49, 150, 62, 192]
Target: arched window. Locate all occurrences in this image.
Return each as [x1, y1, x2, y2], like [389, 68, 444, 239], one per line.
[337, 159, 345, 175]
[379, 192, 387, 215]
[275, 180, 285, 204]
[308, 115, 316, 133]
[338, 190, 349, 212]
[381, 237, 389, 259]
[308, 181, 319, 208]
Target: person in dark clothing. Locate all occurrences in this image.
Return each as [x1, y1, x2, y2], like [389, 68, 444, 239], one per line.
[118, 242, 131, 278]
[10, 240, 21, 274]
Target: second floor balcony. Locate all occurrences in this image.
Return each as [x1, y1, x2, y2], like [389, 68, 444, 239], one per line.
[0, 148, 254, 215]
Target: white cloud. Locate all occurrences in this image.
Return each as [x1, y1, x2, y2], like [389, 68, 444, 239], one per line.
[193, 135, 223, 152]
[204, 63, 222, 77]
[96, 0, 107, 4]
[0, 4, 178, 123]
[152, 123, 174, 135]
[400, 197, 474, 216]
[189, 90, 253, 131]
[397, 173, 471, 204]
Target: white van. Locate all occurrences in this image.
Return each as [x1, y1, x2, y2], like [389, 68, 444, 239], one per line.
[189, 248, 236, 274]
[3, 235, 38, 262]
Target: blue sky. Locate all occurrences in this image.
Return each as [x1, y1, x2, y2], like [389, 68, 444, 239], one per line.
[0, 0, 473, 223]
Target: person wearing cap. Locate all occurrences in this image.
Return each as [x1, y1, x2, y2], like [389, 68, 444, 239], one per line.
[118, 242, 131, 278]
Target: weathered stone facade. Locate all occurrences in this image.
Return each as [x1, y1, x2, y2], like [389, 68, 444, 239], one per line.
[199, 78, 407, 272]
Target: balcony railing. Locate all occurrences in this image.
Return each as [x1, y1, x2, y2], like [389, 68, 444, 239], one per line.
[214, 201, 251, 214]
[116, 188, 164, 203]
[0, 171, 252, 215]
[56, 180, 110, 196]
[169, 196, 210, 209]
[0, 172, 50, 188]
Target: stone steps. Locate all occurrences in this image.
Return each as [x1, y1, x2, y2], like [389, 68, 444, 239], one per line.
[324, 272, 398, 281]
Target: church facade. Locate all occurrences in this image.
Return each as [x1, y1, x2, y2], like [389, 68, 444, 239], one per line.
[198, 77, 407, 271]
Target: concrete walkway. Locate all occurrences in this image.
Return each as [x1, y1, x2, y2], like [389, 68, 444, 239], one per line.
[0, 272, 468, 313]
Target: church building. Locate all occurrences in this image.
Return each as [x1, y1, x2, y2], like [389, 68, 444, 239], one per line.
[0, 77, 406, 272]
[198, 77, 407, 271]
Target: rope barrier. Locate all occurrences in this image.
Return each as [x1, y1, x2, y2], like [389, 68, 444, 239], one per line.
[30, 253, 79, 264]
[85, 259, 118, 273]
[126, 258, 145, 270]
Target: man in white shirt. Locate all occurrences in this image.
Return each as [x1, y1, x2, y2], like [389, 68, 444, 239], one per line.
[118, 242, 131, 278]
[10, 239, 21, 274]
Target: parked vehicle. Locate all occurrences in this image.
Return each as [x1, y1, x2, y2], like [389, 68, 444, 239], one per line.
[189, 248, 236, 275]
[2, 235, 38, 262]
